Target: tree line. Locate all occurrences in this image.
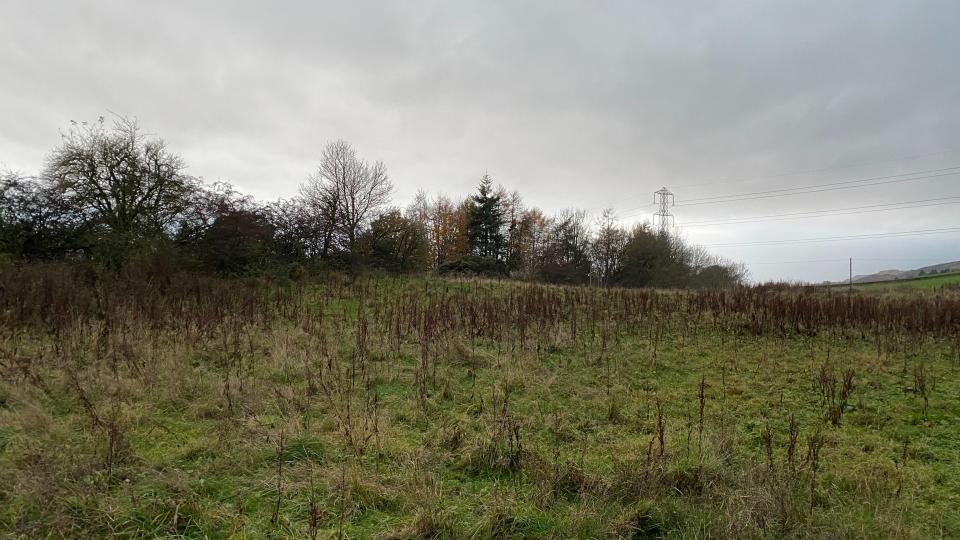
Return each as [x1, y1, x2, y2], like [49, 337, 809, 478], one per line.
[0, 116, 745, 287]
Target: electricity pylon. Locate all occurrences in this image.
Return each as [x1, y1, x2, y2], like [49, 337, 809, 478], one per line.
[653, 187, 675, 234]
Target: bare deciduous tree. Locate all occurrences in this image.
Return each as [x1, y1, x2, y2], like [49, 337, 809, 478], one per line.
[508, 207, 549, 279]
[405, 191, 469, 269]
[1, 169, 86, 257]
[300, 140, 393, 255]
[591, 208, 627, 286]
[43, 116, 191, 238]
[540, 208, 592, 284]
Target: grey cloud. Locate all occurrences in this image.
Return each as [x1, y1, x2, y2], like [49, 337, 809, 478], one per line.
[1, 0, 958, 282]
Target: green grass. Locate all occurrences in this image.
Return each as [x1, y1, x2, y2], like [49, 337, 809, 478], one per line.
[1, 272, 959, 538]
[831, 271, 960, 292]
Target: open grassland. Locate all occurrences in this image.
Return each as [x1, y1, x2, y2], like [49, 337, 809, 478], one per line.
[1, 266, 959, 539]
[846, 272, 960, 293]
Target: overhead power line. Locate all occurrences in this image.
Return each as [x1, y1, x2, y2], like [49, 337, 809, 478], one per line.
[613, 165, 960, 218]
[855, 257, 960, 262]
[680, 196, 960, 227]
[672, 147, 960, 190]
[582, 147, 960, 213]
[744, 256, 955, 265]
[703, 227, 960, 248]
[674, 166, 960, 207]
[744, 258, 850, 265]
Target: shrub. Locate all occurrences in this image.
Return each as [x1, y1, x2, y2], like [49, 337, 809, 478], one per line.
[438, 255, 507, 277]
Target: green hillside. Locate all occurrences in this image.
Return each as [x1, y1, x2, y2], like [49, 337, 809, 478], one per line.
[847, 271, 960, 292]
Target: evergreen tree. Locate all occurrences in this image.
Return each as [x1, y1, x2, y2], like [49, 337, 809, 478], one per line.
[467, 174, 505, 259]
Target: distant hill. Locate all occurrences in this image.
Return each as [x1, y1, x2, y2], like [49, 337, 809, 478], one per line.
[848, 271, 960, 291]
[839, 260, 960, 284]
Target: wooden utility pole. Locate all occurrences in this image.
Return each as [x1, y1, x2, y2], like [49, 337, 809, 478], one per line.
[849, 258, 853, 290]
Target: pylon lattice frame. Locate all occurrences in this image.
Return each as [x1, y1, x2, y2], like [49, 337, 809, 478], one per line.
[653, 186, 675, 233]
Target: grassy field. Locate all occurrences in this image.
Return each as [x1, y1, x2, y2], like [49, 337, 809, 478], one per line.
[1, 266, 959, 538]
[829, 271, 960, 293]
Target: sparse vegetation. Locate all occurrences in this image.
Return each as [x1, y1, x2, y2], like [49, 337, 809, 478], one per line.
[1, 264, 958, 538]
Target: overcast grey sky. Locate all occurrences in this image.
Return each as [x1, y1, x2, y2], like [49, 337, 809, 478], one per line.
[2, 0, 959, 282]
